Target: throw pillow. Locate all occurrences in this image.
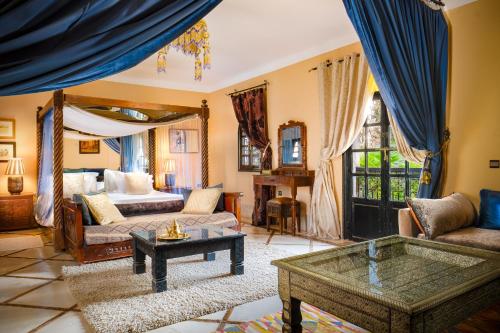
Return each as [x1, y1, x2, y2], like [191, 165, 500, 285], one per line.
[182, 188, 222, 215]
[405, 198, 425, 234]
[83, 172, 99, 193]
[125, 173, 152, 195]
[73, 193, 98, 226]
[209, 183, 225, 212]
[408, 193, 476, 239]
[82, 193, 126, 225]
[478, 189, 500, 230]
[63, 173, 85, 199]
[104, 169, 125, 193]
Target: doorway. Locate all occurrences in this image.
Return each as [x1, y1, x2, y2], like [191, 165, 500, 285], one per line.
[343, 92, 422, 241]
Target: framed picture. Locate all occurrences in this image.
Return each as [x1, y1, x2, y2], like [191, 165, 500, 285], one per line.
[79, 140, 100, 154]
[169, 129, 199, 153]
[0, 118, 15, 139]
[0, 142, 16, 162]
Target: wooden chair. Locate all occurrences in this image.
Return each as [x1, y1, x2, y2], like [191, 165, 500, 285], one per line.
[266, 197, 301, 235]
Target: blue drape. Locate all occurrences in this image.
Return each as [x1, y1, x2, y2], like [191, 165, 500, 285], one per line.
[120, 109, 148, 172]
[342, 0, 448, 198]
[103, 138, 120, 154]
[35, 108, 54, 227]
[0, 0, 222, 96]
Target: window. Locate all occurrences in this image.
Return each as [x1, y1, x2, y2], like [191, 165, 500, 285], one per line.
[238, 126, 261, 172]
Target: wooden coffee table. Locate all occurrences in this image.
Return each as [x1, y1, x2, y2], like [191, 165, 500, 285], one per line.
[272, 236, 500, 333]
[130, 226, 245, 293]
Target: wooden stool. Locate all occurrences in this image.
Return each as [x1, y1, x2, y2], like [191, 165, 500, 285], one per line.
[266, 197, 301, 235]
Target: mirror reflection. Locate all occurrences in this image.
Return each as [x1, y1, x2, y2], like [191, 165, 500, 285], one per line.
[282, 126, 302, 165]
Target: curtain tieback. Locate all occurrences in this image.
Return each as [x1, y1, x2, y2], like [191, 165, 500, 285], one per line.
[420, 128, 450, 185]
[262, 142, 271, 158]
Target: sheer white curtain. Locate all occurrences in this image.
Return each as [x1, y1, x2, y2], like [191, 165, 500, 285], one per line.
[155, 117, 202, 189]
[308, 53, 375, 239]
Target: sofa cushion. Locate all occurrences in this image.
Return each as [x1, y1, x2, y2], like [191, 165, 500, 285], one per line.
[408, 193, 476, 239]
[73, 193, 99, 226]
[83, 212, 238, 245]
[209, 183, 225, 212]
[182, 188, 222, 215]
[83, 193, 126, 225]
[434, 227, 500, 252]
[478, 189, 500, 230]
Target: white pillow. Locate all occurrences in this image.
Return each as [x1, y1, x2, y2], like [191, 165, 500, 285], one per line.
[125, 173, 152, 195]
[83, 172, 98, 193]
[182, 188, 222, 215]
[104, 169, 125, 193]
[63, 173, 85, 199]
[96, 181, 105, 192]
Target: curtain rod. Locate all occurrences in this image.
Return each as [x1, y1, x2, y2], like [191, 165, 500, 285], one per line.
[226, 80, 269, 96]
[308, 54, 360, 72]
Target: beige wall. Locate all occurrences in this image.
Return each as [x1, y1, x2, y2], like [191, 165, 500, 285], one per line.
[63, 138, 120, 170]
[443, 0, 500, 206]
[207, 43, 362, 223]
[0, 81, 206, 194]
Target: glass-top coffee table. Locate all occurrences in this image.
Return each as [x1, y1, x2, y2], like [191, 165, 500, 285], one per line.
[272, 236, 500, 333]
[130, 226, 245, 293]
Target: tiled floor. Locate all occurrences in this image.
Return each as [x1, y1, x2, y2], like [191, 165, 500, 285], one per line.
[0, 224, 339, 333]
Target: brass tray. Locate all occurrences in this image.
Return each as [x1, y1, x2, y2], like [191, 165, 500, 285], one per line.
[157, 233, 191, 241]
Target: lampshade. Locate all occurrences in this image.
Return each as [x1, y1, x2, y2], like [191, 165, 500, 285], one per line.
[164, 159, 176, 173]
[5, 158, 24, 176]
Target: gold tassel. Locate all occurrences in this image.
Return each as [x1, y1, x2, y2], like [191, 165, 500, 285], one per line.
[194, 55, 202, 81]
[157, 47, 168, 73]
[420, 155, 432, 185]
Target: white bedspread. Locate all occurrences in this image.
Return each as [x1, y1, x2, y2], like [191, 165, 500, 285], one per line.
[107, 190, 183, 205]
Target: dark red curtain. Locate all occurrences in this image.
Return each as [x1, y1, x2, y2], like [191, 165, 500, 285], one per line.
[231, 87, 272, 225]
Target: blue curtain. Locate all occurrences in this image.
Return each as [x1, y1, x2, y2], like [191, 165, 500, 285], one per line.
[120, 109, 148, 172]
[103, 138, 120, 154]
[35, 109, 54, 227]
[0, 0, 222, 96]
[342, 0, 448, 198]
[120, 135, 135, 172]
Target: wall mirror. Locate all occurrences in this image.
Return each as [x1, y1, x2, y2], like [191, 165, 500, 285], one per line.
[278, 121, 307, 170]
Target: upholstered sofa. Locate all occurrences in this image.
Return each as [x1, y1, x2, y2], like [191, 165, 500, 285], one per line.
[399, 208, 500, 252]
[62, 192, 242, 263]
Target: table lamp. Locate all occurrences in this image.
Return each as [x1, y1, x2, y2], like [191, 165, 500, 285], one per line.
[164, 159, 176, 187]
[5, 157, 25, 195]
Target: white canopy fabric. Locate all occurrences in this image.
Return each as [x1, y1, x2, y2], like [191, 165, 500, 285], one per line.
[63, 130, 114, 141]
[63, 104, 197, 137]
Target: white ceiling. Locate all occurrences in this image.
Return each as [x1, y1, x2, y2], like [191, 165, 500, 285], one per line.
[105, 0, 476, 93]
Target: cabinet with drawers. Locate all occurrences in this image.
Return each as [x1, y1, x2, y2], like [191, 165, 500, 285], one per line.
[0, 193, 37, 231]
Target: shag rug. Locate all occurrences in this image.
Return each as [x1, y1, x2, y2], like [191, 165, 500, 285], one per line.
[62, 241, 292, 333]
[220, 303, 368, 333]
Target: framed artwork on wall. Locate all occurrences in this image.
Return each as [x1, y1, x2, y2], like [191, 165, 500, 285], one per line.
[0, 142, 16, 162]
[79, 140, 100, 154]
[0, 118, 15, 139]
[169, 129, 199, 153]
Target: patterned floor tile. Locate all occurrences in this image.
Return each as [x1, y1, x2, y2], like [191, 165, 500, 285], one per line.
[228, 296, 283, 322]
[8, 246, 58, 259]
[36, 311, 93, 333]
[0, 257, 39, 275]
[0, 276, 48, 302]
[7, 260, 76, 279]
[9, 280, 77, 309]
[0, 305, 61, 333]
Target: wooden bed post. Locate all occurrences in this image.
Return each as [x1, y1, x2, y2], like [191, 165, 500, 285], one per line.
[148, 128, 157, 188]
[201, 100, 209, 189]
[36, 106, 43, 180]
[53, 90, 65, 251]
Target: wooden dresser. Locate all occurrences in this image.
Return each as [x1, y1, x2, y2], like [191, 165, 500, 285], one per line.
[0, 193, 37, 231]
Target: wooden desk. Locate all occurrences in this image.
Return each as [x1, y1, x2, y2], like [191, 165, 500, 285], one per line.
[253, 173, 314, 235]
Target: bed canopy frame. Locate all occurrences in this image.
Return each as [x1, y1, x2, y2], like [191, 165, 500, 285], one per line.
[37, 90, 210, 250]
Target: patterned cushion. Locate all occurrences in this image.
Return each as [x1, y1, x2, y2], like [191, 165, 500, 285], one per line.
[208, 183, 225, 212]
[182, 188, 222, 214]
[83, 193, 126, 225]
[408, 193, 476, 239]
[434, 227, 500, 252]
[124, 173, 151, 195]
[84, 212, 238, 245]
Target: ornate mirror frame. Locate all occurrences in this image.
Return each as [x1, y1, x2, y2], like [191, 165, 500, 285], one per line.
[278, 120, 307, 171]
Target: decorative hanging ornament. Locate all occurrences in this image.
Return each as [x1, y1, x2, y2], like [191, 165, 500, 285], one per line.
[157, 20, 211, 81]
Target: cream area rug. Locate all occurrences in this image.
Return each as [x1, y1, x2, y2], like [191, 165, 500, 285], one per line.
[62, 241, 292, 333]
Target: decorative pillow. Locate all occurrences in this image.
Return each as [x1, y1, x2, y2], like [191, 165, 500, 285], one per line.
[182, 188, 222, 215]
[73, 193, 98, 226]
[104, 169, 125, 193]
[408, 193, 476, 239]
[209, 183, 225, 212]
[125, 173, 152, 195]
[405, 198, 425, 234]
[83, 172, 99, 193]
[82, 193, 126, 225]
[478, 189, 500, 230]
[63, 173, 85, 199]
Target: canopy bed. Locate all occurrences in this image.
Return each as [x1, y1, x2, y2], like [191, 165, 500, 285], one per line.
[36, 90, 241, 263]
